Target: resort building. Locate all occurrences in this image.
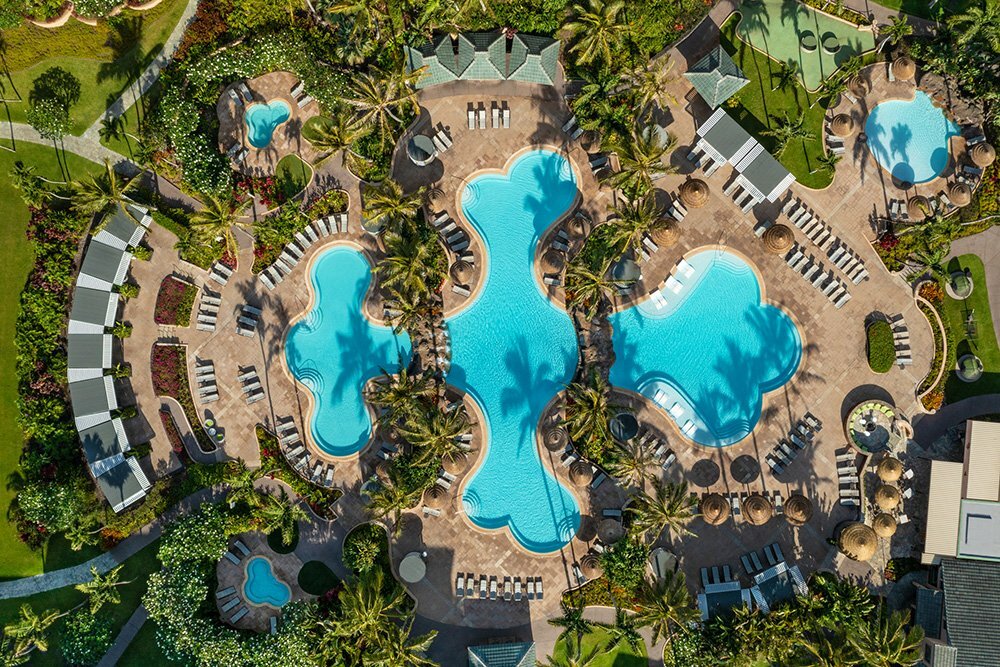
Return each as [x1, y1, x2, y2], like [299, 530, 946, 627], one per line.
[683, 45, 749, 109]
[404, 32, 560, 88]
[466, 641, 536, 667]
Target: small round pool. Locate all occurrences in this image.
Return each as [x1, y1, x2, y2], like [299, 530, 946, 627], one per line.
[244, 100, 291, 149]
[243, 556, 291, 608]
[865, 91, 959, 184]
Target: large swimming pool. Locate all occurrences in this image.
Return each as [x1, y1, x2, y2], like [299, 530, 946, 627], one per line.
[452, 149, 581, 554]
[285, 247, 411, 457]
[866, 91, 959, 184]
[609, 249, 801, 447]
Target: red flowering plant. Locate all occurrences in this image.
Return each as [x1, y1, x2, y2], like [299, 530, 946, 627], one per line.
[153, 276, 198, 326]
[877, 232, 899, 251]
[236, 175, 281, 210]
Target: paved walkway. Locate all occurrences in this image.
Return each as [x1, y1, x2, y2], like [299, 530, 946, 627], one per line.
[912, 393, 1000, 447]
[82, 0, 202, 142]
[97, 605, 148, 667]
[948, 225, 1000, 344]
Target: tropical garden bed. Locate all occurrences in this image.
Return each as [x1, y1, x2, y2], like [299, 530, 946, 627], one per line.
[149, 344, 214, 452]
[866, 319, 895, 373]
[916, 282, 948, 410]
[152, 275, 197, 326]
[256, 426, 341, 517]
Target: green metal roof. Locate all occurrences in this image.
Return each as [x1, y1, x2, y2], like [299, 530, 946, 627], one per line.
[467, 642, 535, 667]
[684, 45, 750, 108]
[95, 457, 150, 513]
[406, 33, 559, 89]
[941, 558, 1000, 666]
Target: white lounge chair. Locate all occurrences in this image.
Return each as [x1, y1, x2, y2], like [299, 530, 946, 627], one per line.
[665, 276, 682, 294]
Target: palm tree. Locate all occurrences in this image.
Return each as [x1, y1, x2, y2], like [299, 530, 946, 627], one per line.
[795, 629, 860, 667]
[368, 365, 433, 428]
[610, 194, 671, 258]
[345, 68, 422, 147]
[605, 125, 678, 197]
[539, 637, 602, 667]
[763, 112, 816, 157]
[259, 488, 310, 546]
[3, 605, 65, 658]
[363, 179, 425, 235]
[881, 15, 913, 46]
[223, 458, 262, 508]
[633, 571, 698, 645]
[303, 112, 371, 172]
[600, 607, 643, 653]
[911, 244, 949, 278]
[565, 259, 616, 320]
[331, 568, 408, 647]
[9, 161, 51, 207]
[562, 370, 616, 456]
[69, 159, 141, 224]
[812, 76, 848, 108]
[367, 622, 438, 667]
[64, 516, 103, 551]
[376, 230, 441, 300]
[627, 480, 697, 542]
[384, 286, 427, 334]
[548, 597, 596, 647]
[607, 436, 658, 489]
[771, 61, 798, 92]
[813, 151, 842, 174]
[189, 194, 250, 258]
[627, 56, 678, 114]
[365, 466, 423, 534]
[564, 0, 626, 66]
[75, 565, 131, 614]
[846, 607, 923, 667]
[949, 3, 1000, 50]
[396, 405, 469, 465]
[322, 0, 389, 43]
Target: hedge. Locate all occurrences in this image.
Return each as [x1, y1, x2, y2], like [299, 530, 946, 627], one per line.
[866, 320, 895, 373]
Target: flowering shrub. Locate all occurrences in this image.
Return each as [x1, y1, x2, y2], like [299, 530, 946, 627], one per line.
[153, 276, 198, 326]
[160, 408, 186, 456]
[60, 609, 114, 665]
[236, 174, 281, 209]
[257, 426, 341, 515]
[305, 189, 349, 217]
[877, 232, 899, 251]
[919, 281, 945, 304]
[922, 389, 945, 411]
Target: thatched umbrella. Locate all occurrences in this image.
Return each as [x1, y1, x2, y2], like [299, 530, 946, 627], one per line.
[876, 484, 901, 510]
[848, 75, 867, 97]
[876, 456, 903, 483]
[907, 196, 930, 221]
[541, 248, 565, 274]
[839, 522, 878, 561]
[742, 494, 773, 526]
[971, 142, 996, 167]
[442, 451, 468, 475]
[651, 221, 679, 247]
[873, 512, 898, 538]
[762, 224, 795, 254]
[580, 552, 603, 579]
[424, 484, 448, 510]
[450, 260, 473, 285]
[576, 515, 597, 542]
[598, 518, 624, 544]
[374, 460, 391, 482]
[679, 179, 710, 208]
[699, 493, 731, 526]
[570, 460, 593, 487]
[949, 182, 972, 207]
[544, 426, 569, 452]
[892, 56, 916, 81]
[784, 493, 814, 526]
[831, 113, 855, 137]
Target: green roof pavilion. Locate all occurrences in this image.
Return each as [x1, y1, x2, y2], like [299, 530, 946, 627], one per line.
[467, 642, 536, 667]
[684, 45, 749, 108]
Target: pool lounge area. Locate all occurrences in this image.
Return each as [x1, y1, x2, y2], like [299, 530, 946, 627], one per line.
[866, 91, 961, 184]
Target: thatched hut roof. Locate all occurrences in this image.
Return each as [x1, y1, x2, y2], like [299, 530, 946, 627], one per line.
[839, 522, 878, 561]
[971, 142, 996, 167]
[876, 456, 903, 483]
[873, 512, 898, 538]
[450, 260, 473, 285]
[598, 518, 624, 544]
[442, 451, 468, 475]
[570, 460, 593, 487]
[544, 427, 570, 452]
[848, 75, 868, 97]
[784, 493, 813, 526]
[876, 484, 901, 510]
[580, 552, 603, 579]
[950, 182, 972, 206]
[375, 461, 391, 482]
[699, 493, 731, 526]
[742, 494, 773, 526]
[651, 222, 679, 247]
[907, 196, 930, 221]
[542, 249, 565, 274]
[831, 113, 855, 137]
[762, 224, 795, 254]
[892, 56, 916, 81]
[679, 179, 710, 208]
[424, 484, 448, 510]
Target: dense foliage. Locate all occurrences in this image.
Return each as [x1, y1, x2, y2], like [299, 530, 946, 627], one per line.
[153, 276, 198, 326]
[342, 523, 388, 574]
[866, 320, 896, 373]
[150, 344, 215, 451]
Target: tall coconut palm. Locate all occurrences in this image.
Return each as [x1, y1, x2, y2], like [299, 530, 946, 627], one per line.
[911, 244, 948, 278]
[634, 571, 698, 645]
[949, 2, 1000, 50]
[260, 488, 310, 546]
[605, 125, 678, 198]
[3, 604, 65, 658]
[539, 638, 602, 667]
[627, 480, 696, 542]
[794, 629, 859, 667]
[331, 569, 407, 647]
[607, 436, 658, 489]
[610, 194, 671, 258]
[223, 458, 262, 508]
[396, 405, 469, 465]
[846, 607, 923, 667]
[562, 370, 615, 455]
[64, 516, 103, 551]
[771, 61, 798, 92]
[811, 76, 848, 108]
[303, 112, 370, 172]
[9, 161, 52, 207]
[627, 56, 678, 115]
[368, 365, 433, 427]
[322, 0, 390, 43]
[600, 607, 643, 653]
[548, 597, 596, 648]
[189, 194, 250, 258]
[367, 621, 438, 667]
[881, 15, 913, 46]
[365, 466, 423, 534]
[565, 259, 616, 320]
[346, 68, 422, 147]
[376, 231, 441, 301]
[563, 0, 626, 66]
[75, 565, 131, 614]
[69, 159, 141, 225]
[384, 286, 427, 334]
[763, 112, 816, 157]
[363, 179, 425, 235]
[813, 151, 842, 174]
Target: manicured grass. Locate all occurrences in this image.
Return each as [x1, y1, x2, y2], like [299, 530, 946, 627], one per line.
[266, 524, 299, 554]
[297, 560, 340, 596]
[721, 16, 833, 190]
[941, 255, 1000, 401]
[0, 540, 160, 665]
[275, 154, 313, 200]
[0, 142, 103, 579]
[867, 320, 896, 373]
[2, 0, 189, 135]
[551, 628, 647, 667]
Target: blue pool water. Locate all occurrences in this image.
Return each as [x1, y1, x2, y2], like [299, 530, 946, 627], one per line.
[609, 250, 801, 447]
[285, 247, 411, 457]
[866, 91, 959, 184]
[245, 100, 291, 148]
[452, 149, 581, 553]
[243, 556, 291, 607]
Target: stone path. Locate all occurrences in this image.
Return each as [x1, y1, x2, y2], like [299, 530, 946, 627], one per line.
[948, 225, 1000, 344]
[82, 0, 202, 142]
[97, 605, 148, 667]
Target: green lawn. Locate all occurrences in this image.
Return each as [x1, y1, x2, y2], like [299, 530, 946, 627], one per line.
[0, 142, 104, 579]
[118, 618, 169, 666]
[1, 0, 188, 135]
[941, 254, 1000, 401]
[275, 154, 313, 200]
[721, 16, 833, 189]
[551, 628, 647, 667]
[0, 540, 159, 665]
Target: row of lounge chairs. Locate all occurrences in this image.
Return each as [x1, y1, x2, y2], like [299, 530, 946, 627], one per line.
[837, 450, 860, 506]
[633, 427, 676, 470]
[467, 101, 510, 130]
[889, 313, 912, 366]
[723, 177, 759, 214]
[741, 542, 785, 576]
[560, 449, 607, 490]
[289, 80, 313, 109]
[197, 288, 222, 332]
[730, 489, 783, 524]
[562, 114, 584, 140]
[236, 303, 261, 338]
[195, 360, 218, 404]
[456, 574, 543, 601]
[784, 199, 869, 284]
[210, 261, 233, 286]
[238, 366, 265, 405]
[651, 388, 697, 437]
[430, 126, 454, 153]
[766, 414, 821, 475]
[956, 162, 982, 188]
[645, 258, 695, 312]
[785, 244, 852, 309]
[260, 216, 350, 290]
[220, 539, 253, 622]
[224, 83, 254, 161]
[686, 143, 723, 177]
[700, 564, 735, 588]
[432, 211, 471, 255]
[277, 417, 301, 447]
